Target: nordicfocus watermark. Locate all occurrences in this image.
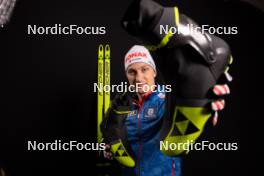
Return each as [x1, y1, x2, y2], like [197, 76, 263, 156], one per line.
[160, 24, 238, 35]
[94, 82, 172, 93]
[27, 140, 106, 151]
[27, 24, 106, 35]
[160, 140, 238, 152]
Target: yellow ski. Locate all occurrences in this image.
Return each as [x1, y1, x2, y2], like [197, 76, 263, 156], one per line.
[104, 45, 111, 114]
[97, 44, 104, 143]
[97, 45, 112, 175]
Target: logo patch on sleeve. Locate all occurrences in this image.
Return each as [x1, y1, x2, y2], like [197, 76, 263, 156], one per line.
[157, 93, 165, 99]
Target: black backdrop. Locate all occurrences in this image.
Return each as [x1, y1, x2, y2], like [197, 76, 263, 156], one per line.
[0, 0, 262, 175]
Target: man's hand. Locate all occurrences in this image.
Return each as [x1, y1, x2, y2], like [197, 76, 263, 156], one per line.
[211, 72, 233, 126]
[103, 144, 113, 160]
[0, 0, 17, 27]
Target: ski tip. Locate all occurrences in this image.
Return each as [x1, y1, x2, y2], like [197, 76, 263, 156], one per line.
[98, 44, 104, 59]
[105, 44, 110, 59]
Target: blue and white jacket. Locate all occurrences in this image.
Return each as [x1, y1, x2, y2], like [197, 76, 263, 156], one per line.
[120, 85, 182, 176]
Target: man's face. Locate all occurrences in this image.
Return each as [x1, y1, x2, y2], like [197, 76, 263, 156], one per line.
[126, 62, 156, 95]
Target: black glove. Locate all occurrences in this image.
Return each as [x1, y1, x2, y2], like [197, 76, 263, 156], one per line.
[121, 0, 233, 156]
[100, 93, 136, 167]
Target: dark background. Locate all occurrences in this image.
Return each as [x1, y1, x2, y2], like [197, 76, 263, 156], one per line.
[0, 0, 262, 175]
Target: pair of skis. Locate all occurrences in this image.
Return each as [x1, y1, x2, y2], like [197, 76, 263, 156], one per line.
[97, 44, 110, 143]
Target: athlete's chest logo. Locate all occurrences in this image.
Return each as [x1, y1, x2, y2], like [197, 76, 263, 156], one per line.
[144, 106, 157, 118]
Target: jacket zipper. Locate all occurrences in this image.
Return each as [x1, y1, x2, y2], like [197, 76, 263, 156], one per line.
[137, 104, 142, 176]
[135, 91, 153, 176]
[172, 159, 175, 176]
